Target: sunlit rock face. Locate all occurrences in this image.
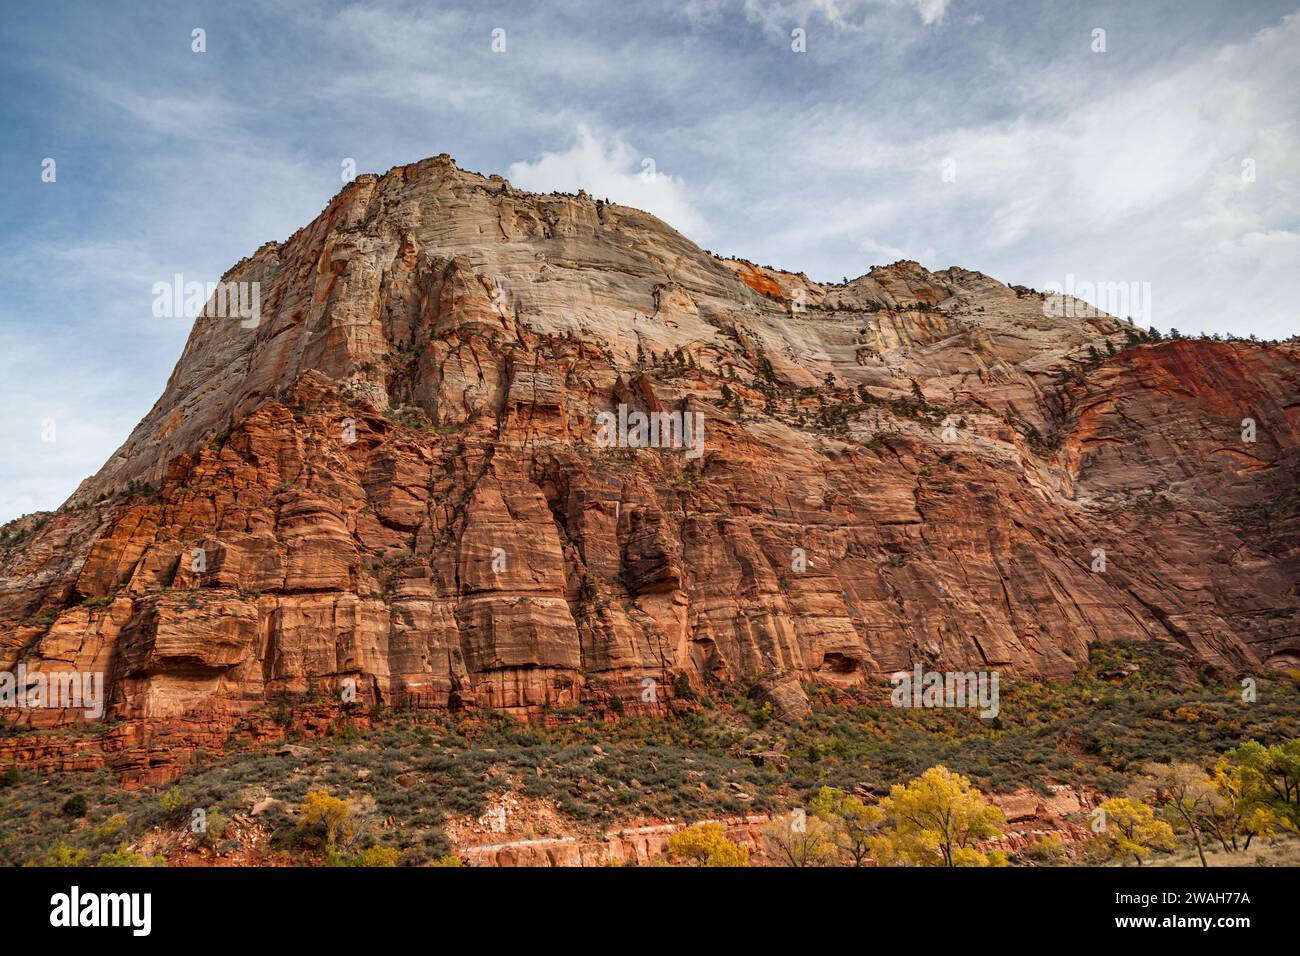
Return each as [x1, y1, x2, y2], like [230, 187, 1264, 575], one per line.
[2, 154, 1297, 772]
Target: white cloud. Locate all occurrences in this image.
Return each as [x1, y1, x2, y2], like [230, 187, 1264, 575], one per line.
[1181, 15, 1300, 268]
[694, 8, 1299, 340]
[0, 325, 145, 523]
[1223, 229, 1300, 264]
[735, 0, 950, 33]
[507, 127, 711, 239]
[4, 0, 1297, 526]
[858, 236, 935, 265]
[906, 0, 949, 26]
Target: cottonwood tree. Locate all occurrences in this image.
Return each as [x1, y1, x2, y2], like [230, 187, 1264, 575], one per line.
[1138, 762, 1219, 867]
[666, 822, 749, 867]
[810, 786, 885, 866]
[1205, 759, 1283, 853]
[761, 811, 838, 866]
[874, 766, 1007, 867]
[1220, 739, 1300, 829]
[1089, 797, 1176, 866]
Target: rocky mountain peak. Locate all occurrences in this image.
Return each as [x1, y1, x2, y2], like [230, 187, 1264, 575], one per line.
[1, 153, 1296, 785]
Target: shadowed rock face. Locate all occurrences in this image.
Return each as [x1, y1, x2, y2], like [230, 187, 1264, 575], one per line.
[2, 154, 1298, 764]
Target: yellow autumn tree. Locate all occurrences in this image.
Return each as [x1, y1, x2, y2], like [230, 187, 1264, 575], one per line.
[298, 790, 352, 852]
[350, 845, 400, 867]
[1207, 759, 1284, 853]
[1089, 797, 1176, 866]
[1138, 762, 1220, 867]
[873, 766, 1007, 867]
[761, 810, 839, 866]
[810, 786, 885, 866]
[666, 822, 749, 867]
[1219, 739, 1300, 830]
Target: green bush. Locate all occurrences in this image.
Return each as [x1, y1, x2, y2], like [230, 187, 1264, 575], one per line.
[98, 843, 165, 867]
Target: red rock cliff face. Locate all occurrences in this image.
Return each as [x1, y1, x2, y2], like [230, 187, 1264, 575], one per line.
[2, 155, 1297, 759]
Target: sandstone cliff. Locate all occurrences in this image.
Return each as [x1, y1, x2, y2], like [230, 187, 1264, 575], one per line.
[2, 154, 1297, 778]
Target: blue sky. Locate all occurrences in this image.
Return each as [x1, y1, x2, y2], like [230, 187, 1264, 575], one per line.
[1, 0, 1298, 523]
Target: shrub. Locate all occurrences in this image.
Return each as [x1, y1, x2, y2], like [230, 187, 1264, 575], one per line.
[336, 845, 400, 867]
[98, 843, 165, 867]
[26, 842, 89, 867]
[666, 822, 749, 867]
[298, 790, 352, 852]
[199, 809, 227, 846]
[1019, 833, 1069, 865]
[159, 786, 187, 817]
[93, 813, 128, 845]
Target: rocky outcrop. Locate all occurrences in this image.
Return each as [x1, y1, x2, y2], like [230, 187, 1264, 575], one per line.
[459, 815, 769, 867]
[749, 672, 812, 723]
[2, 154, 1297, 777]
[457, 786, 1098, 866]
